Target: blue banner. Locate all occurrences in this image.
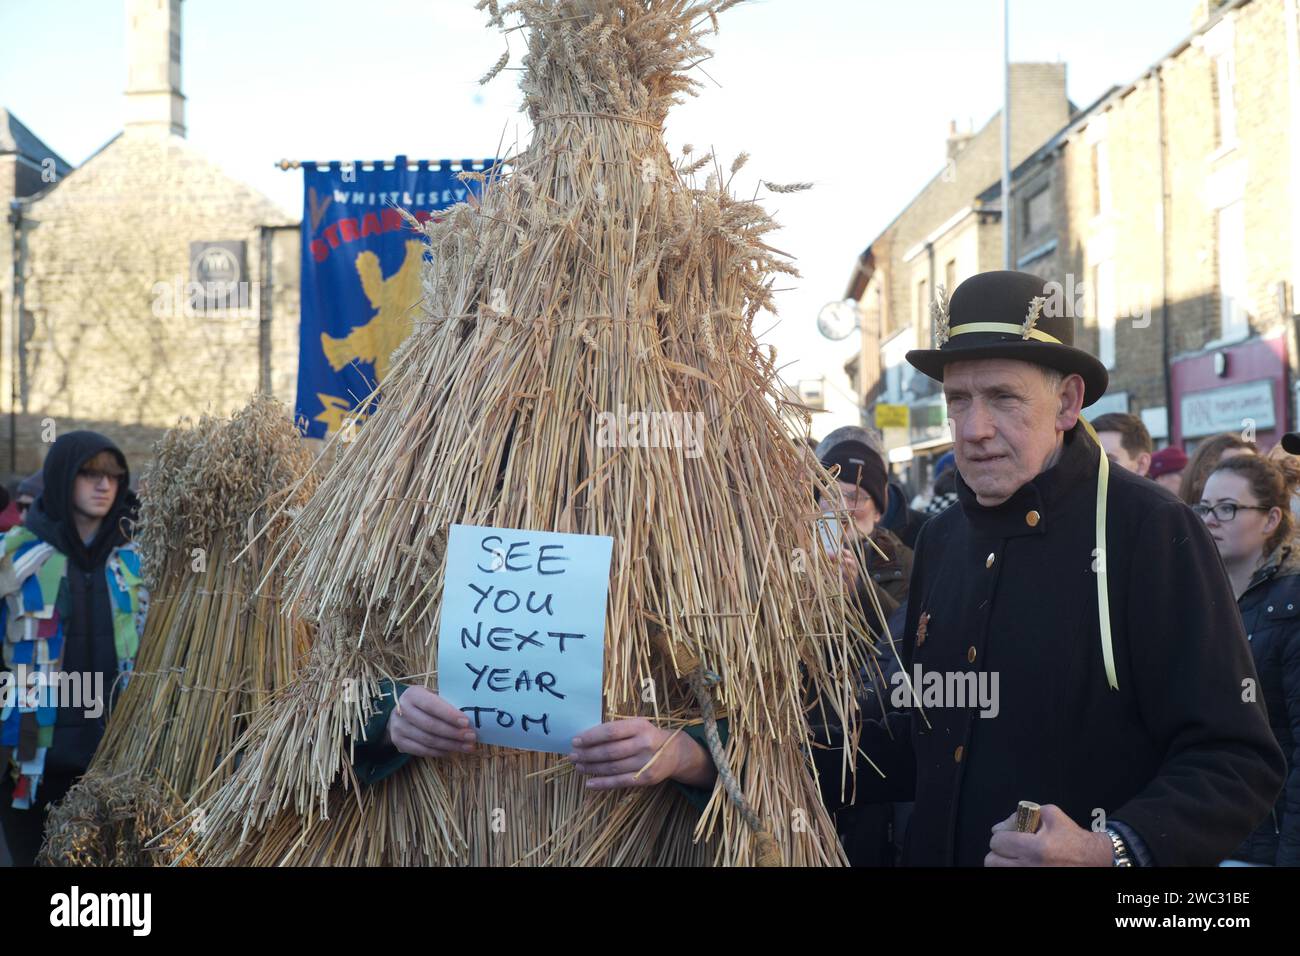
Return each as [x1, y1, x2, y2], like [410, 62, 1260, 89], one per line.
[295, 156, 492, 439]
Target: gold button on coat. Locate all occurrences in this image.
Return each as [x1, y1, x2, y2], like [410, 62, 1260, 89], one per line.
[967, 646, 977, 663]
[1026, 510, 1041, 527]
[985, 552, 995, 568]
[954, 745, 964, 763]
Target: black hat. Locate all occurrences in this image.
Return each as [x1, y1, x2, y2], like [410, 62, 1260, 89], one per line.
[819, 440, 887, 514]
[906, 270, 1109, 407]
[16, 470, 42, 500]
[1282, 432, 1300, 455]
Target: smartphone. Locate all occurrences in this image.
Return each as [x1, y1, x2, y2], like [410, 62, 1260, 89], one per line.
[818, 511, 846, 555]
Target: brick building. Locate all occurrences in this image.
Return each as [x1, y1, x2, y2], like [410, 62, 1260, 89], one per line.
[844, 0, 1300, 470]
[842, 63, 1074, 481]
[1, 0, 300, 479]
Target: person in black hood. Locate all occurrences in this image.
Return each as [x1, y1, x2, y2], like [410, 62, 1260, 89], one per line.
[0, 431, 146, 866]
[24, 431, 138, 572]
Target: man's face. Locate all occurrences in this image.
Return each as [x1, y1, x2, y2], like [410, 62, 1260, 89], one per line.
[72, 465, 121, 520]
[943, 358, 1082, 506]
[1097, 431, 1151, 476]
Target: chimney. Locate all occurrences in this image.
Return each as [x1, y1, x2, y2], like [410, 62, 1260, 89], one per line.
[946, 119, 973, 160]
[1190, 0, 1233, 29]
[124, 0, 185, 137]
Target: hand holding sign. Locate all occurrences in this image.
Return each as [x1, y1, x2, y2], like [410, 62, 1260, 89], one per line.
[385, 686, 477, 758]
[570, 718, 717, 790]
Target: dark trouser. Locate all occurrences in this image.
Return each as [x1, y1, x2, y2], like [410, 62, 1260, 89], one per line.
[0, 771, 76, 867]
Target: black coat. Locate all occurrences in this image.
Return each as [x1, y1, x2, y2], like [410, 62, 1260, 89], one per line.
[1233, 545, 1300, 866]
[819, 424, 1285, 866]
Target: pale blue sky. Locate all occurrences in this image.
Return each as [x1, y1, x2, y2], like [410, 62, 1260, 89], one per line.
[1, 0, 1201, 429]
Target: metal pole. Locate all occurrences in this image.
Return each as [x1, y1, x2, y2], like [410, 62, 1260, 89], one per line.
[1285, 0, 1300, 432]
[1156, 69, 1173, 443]
[7, 200, 23, 474]
[1001, 0, 1012, 269]
[259, 225, 272, 396]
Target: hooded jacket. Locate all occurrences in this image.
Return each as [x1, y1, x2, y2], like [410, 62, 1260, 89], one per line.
[1233, 542, 1300, 866]
[0, 432, 147, 808]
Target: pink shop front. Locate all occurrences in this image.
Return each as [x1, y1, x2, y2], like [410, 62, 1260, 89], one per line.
[1169, 335, 1290, 452]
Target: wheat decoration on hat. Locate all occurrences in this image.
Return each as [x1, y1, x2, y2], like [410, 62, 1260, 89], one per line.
[1021, 295, 1045, 340]
[931, 284, 951, 347]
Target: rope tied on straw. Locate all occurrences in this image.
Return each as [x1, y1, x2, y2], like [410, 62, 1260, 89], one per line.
[650, 626, 781, 866]
[537, 110, 664, 130]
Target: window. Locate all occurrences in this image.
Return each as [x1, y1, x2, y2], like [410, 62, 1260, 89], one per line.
[798, 378, 825, 410]
[1201, 16, 1237, 151]
[1218, 199, 1249, 340]
[1091, 140, 1110, 216]
[1023, 187, 1052, 237]
[885, 363, 902, 403]
[944, 259, 956, 296]
[917, 278, 929, 330]
[1213, 51, 1237, 147]
[1094, 260, 1116, 370]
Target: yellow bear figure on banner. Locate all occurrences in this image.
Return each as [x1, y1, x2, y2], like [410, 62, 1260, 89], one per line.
[322, 239, 424, 380]
[315, 239, 426, 437]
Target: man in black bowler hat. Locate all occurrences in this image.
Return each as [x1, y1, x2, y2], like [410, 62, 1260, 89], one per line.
[817, 270, 1284, 866]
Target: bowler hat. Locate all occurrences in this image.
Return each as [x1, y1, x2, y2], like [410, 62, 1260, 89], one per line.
[906, 270, 1109, 407]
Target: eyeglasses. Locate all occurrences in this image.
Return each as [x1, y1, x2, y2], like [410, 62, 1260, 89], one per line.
[1192, 503, 1270, 522]
[77, 468, 124, 485]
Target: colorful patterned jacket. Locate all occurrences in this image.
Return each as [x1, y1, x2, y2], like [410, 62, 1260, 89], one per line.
[0, 524, 147, 807]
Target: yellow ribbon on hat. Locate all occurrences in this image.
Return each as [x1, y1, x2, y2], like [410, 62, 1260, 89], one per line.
[948, 322, 1064, 345]
[1078, 414, 1117, 691]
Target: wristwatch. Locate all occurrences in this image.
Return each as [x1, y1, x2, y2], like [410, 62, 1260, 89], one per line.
[1104, 826, 1134, 867]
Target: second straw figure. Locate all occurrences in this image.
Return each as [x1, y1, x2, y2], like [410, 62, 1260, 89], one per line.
[40, 397, 317, 865]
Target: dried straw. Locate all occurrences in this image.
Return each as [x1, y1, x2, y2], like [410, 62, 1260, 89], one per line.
[39, 395, 318, 866]
[38, 771, 195, 867]
[189, 0, 869, 867]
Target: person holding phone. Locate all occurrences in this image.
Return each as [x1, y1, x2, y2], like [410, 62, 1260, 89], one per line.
[817, 438, 913, 619]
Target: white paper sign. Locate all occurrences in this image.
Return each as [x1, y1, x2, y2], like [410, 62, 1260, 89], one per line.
[435, 524, 612, 754]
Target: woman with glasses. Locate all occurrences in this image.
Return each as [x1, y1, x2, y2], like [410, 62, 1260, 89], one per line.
[1198, 453, 1300, 866]
[1180, 431, 1256, 506]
